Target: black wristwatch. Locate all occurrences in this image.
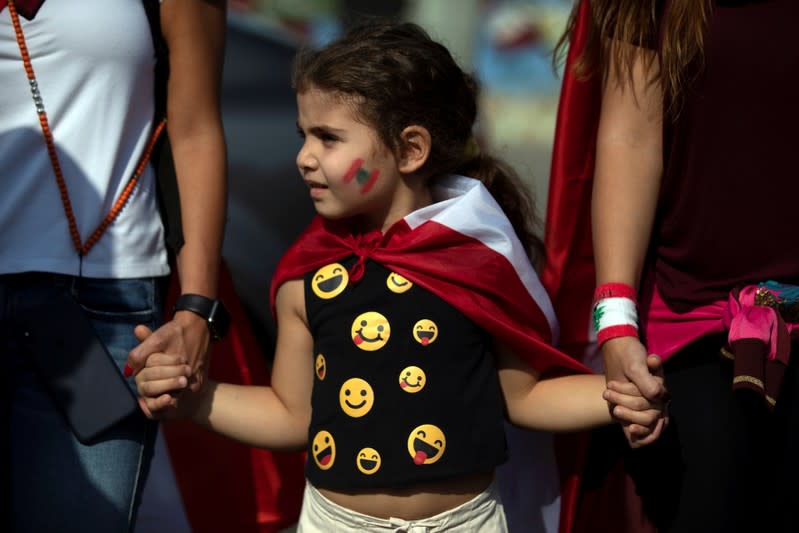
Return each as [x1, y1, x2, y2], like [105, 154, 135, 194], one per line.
[173, 293, 231, 341]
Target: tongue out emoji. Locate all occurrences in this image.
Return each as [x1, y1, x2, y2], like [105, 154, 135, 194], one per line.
[412, 319, 438, 347]
[407, 424, 446, 465]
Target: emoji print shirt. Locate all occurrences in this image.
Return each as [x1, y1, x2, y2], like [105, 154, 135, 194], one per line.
[304, 256, 507, 490]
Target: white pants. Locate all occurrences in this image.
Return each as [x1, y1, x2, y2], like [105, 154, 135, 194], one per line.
[297, 481, 508, 533]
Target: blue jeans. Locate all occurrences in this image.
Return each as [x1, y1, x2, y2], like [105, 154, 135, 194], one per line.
[1, 273, 165, 532]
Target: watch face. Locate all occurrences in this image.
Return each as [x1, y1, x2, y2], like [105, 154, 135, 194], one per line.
[208, 301, 231, 341]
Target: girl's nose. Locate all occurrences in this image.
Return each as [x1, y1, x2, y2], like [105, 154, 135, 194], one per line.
[296, 142, 317, 174]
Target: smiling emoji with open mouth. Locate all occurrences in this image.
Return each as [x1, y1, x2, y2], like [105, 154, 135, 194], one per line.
[356, 447, 382, 475]
[311, 430, 336, 470]
[351, 311, 391, 351]
[311, 263, 348, 299]
[315, 354, 326, 380]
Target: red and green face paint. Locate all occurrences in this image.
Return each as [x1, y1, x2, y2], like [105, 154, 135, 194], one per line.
[343, 159, 380, 194]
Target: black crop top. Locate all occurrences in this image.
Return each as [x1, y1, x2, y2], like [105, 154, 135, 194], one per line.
[303, 256, 508, 490]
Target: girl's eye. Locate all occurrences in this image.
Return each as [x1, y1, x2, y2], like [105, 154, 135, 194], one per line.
[320, 133, 339, 143]
[296, 127, 305, 139]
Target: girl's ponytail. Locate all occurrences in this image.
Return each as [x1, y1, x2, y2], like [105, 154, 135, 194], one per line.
[457, 153, 544, 268]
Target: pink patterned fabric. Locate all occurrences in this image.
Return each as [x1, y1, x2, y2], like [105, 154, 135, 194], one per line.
[643, 283, 798, 408]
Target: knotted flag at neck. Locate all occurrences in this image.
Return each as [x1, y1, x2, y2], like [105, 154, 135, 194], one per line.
[1, 0, 45, 20]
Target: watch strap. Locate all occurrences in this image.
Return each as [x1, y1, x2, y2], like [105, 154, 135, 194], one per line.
[174, 293, 214, 317]
[173, 293, 230, 341]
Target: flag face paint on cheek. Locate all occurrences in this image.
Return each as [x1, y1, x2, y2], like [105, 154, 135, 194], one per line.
[343, 158, 380, 195]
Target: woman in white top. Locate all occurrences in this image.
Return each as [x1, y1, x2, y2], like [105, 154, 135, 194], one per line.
[0, 1, 227, 530]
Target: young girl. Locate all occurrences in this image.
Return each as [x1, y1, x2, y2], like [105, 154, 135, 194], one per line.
[132, 20, 664, 532]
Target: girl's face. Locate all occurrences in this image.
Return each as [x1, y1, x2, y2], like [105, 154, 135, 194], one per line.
[296, 88, 413, 231]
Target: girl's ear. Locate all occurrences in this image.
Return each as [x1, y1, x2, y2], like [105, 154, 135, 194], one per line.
[397, 125, 431, 174]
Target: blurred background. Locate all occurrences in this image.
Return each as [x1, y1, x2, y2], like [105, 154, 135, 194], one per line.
[138, 1, 575, 531]
[222, 0, 573, 352]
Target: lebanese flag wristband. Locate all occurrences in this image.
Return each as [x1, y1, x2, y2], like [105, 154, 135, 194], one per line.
[593, 283, 639, 346]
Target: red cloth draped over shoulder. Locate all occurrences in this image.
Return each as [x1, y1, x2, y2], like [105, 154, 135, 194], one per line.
[270, 206, 589, 378]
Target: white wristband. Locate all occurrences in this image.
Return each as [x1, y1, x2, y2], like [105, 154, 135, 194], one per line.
[593, 297, 638, 332]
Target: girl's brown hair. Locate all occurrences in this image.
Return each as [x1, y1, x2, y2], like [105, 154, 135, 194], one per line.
[291, 20, 543, 263]
[555, 0, 709, 115]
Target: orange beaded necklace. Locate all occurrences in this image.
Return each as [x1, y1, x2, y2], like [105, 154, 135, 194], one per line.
[8, 0, 166, 257]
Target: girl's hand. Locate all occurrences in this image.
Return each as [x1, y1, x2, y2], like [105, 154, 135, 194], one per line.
[604, 355, 669, 446]
[134, 352, 193, 420]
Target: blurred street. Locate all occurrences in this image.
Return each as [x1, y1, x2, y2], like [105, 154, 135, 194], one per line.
[220, 15, 310, 352]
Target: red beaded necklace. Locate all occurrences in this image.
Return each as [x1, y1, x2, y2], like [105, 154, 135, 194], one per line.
[7, 0, 166, 257]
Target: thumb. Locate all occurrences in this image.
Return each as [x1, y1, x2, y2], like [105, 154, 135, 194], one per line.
[137, 397, 155, 420]
[627, 355, 665, 401]
[125, 325, 155, 377]
[647, 354, 665, 376]
[134, 324, 153, 343]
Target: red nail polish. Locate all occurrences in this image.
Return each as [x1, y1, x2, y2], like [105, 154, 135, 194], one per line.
[123, 364, 133, 377]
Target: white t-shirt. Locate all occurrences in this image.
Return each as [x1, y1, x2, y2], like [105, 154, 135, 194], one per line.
[0, 0, 169, 278]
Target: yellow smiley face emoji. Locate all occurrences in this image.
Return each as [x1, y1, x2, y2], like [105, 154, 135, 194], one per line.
[398, 366, 426, 393]
[311, 430, 336, 470]
[339, 378, 374, 418]
[386, 272, 413, 294]
[351, 311, 390, 351]
[412, 319, 438, 346]
[356, 447, 381, 475]
[407, 424, 446, 465]
[311, 263, 348, 299]
[315, 354, 326, 380]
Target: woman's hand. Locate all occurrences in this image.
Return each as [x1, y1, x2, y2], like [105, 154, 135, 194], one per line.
[604, 347, 669, 447]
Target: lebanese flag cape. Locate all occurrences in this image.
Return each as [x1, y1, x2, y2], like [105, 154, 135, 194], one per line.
[270, 174, 590, 378]
[162, 261, 305, 533]
[542, 2, 655, 532]
[539, 3, 602, 531]
[541, 0, 600, 365]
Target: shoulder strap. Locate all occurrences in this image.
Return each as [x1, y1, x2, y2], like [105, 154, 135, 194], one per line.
[143, 0, 184, 255]
[143, 0, 168, 118]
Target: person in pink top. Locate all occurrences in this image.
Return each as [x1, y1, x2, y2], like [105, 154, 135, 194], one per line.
[557, 0, 799, 531]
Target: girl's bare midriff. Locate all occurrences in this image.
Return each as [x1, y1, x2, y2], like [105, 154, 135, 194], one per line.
[317, 471, 493, 520]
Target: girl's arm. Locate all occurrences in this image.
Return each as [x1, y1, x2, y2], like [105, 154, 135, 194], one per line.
[495, 341, 663, 432]
[593, 41, 668, 446]
[137, 279, 314, 450]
